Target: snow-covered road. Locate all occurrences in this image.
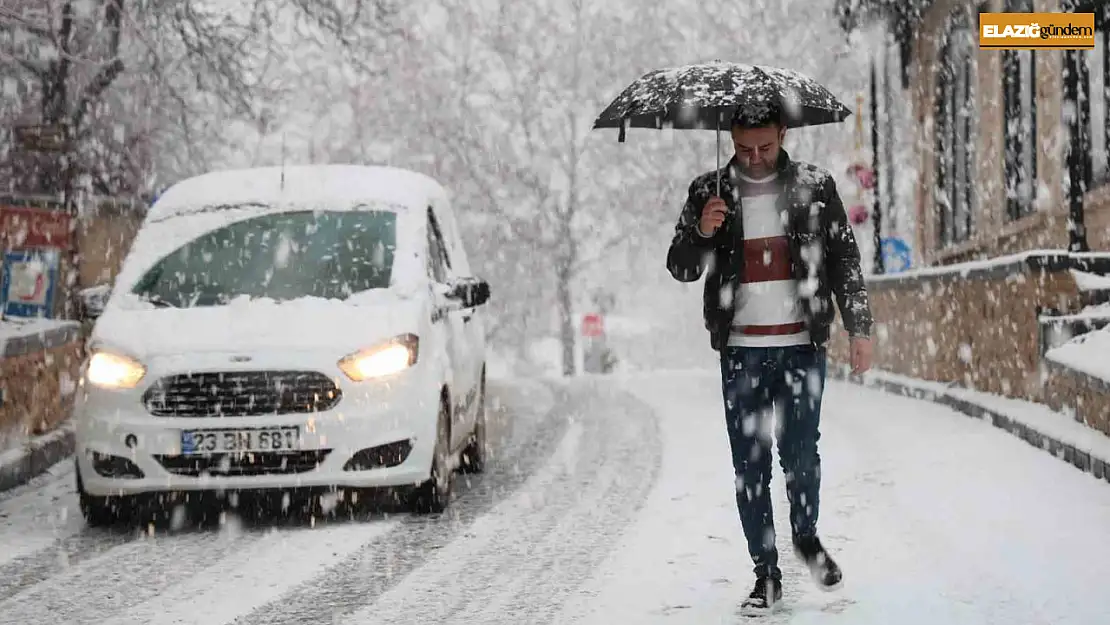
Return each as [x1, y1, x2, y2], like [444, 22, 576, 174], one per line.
[1, 369, 1109, 624]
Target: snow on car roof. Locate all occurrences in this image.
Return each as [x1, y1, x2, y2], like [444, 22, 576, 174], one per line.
[148, 164, 446, 220]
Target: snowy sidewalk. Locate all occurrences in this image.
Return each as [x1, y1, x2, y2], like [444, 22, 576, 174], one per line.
[838, 368, 1110, 482]
[557, 369, 1110, 624]
[0, 422, 74, 494]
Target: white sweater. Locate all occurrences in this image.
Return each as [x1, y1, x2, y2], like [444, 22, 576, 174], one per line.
[726, 171, 810, 348]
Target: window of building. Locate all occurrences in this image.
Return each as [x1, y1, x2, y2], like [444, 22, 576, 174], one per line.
[1085, 4, 1109, 186]
[1093, 14, 1109, 185]
[934, 6, 977, 247]
[1063, 1, 1110, 192]
[1002, 0, 1038, 221]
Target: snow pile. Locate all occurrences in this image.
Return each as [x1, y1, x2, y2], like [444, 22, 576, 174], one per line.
[1039, 303, 1110, 351]
[148, 164, 443, 221]
[1046, 324, 1110, 385]
[1071, 269, 1110, 292]
[1039, 302, 1110, 323]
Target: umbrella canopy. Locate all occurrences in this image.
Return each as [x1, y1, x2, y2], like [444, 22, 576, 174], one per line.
[593, 61, 852, 142]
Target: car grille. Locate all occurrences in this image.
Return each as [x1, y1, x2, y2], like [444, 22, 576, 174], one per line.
[143, 371, 342, 417]
[154, 450, 332, 476]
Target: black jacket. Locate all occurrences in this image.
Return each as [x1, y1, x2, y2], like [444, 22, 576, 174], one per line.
[666, 149, 873, 352]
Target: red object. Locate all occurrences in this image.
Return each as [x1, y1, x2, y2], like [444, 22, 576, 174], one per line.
[848, 204, 870, 226]
[0, 205, 72, 249]
[846, 163, 876, 190]
[740, 236, 792, 283]
[16, 273, 46, 302]
[581, 313, 604, 338]
[858, 170, 876, 189]
[733, 322, 806, 336]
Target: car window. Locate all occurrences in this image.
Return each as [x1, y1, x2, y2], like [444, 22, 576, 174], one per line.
[426, 207, 452, 283]
[131, 209, 396, 307]
[431, 201, 471, 276]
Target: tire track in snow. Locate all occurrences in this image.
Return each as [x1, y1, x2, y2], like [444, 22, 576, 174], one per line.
[0, 522, 263, 625]
[0, 530, 135, 602]
[341, 377, 663, 624]
[105, 520, 400, 625]
[0, 459, 142, 601]
[230, 378, 569, 625]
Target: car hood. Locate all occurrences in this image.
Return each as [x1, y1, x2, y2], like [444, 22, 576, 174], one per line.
[92, 294, 424, 359]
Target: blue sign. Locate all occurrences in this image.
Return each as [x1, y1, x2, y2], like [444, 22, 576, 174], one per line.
[149, 186, 167, 206]
[1, 248, 60, 318]
[880, 237, 913, 273]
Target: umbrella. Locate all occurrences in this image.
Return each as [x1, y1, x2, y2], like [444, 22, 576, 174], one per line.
[593, 60, 852, 193]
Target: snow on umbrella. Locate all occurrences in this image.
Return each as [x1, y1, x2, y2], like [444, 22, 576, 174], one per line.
[592, 60, 852, 192]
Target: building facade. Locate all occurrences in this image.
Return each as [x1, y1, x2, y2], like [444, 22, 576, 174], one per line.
[840, 0, 1110, 267]
[830, 0, 1110, 439]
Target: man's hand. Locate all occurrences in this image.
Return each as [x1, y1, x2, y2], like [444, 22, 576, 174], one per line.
[850, 336, 873, 376]
[698, 196, 727, 236]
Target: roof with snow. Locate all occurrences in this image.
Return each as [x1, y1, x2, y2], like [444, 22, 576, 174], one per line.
[147, 164, 447, 221]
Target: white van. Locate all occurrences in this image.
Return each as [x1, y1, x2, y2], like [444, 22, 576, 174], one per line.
[73, 164, 491, 523]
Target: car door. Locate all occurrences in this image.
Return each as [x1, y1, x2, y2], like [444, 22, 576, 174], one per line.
[426, 207, 473, 452]
[430, 201, 484, 410]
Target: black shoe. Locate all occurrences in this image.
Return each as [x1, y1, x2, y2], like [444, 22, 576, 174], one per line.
[739, 576, 783, 616]
[793, 534, 843, 591]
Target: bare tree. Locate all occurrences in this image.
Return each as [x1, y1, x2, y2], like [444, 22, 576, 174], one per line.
[382, 0, 680, 375]
[0, 0, 401, 203]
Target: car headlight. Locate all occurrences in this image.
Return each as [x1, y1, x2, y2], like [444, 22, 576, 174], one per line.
[86, 351, 146, 389]
[338, 334, 419, 381]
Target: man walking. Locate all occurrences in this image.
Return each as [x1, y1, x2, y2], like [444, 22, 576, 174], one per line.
[666, 102, 874, 615]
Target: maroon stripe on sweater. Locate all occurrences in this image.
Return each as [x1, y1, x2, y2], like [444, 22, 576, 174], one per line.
[741, 236, 792, 283]
[732, 322, 807, 336]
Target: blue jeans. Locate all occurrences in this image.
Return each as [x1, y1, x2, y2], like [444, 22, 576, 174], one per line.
[719, 344, 827, 581]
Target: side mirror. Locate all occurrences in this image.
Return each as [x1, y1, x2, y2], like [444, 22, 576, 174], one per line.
[79, 283, 112, 321]
[448, 277, 490, 309]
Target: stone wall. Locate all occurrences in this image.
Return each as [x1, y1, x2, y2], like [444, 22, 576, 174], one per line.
[1044, 361, 1110, 437]
[827, 252, 1110, 403]
[0, 322, 83, 448]
[900, 0, 1106, 266]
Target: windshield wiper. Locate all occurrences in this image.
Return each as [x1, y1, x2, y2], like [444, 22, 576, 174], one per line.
[142, 294, 177, 308]
[147, 202, 271, 225]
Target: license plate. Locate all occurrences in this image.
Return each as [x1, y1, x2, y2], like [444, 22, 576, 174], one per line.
[180, 427, 300, 455]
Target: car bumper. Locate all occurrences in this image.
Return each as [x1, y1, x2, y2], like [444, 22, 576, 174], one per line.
[74, 365, 441, 497]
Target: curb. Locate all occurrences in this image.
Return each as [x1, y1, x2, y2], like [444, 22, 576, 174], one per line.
[0, 421, 75, 493]
[829, 366, 1110, 485]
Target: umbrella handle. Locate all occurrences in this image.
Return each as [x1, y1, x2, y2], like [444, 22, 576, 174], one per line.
[716, 115, 721, 197]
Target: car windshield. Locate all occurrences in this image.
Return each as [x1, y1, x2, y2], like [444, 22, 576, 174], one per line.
[130, 209, 397, 308]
